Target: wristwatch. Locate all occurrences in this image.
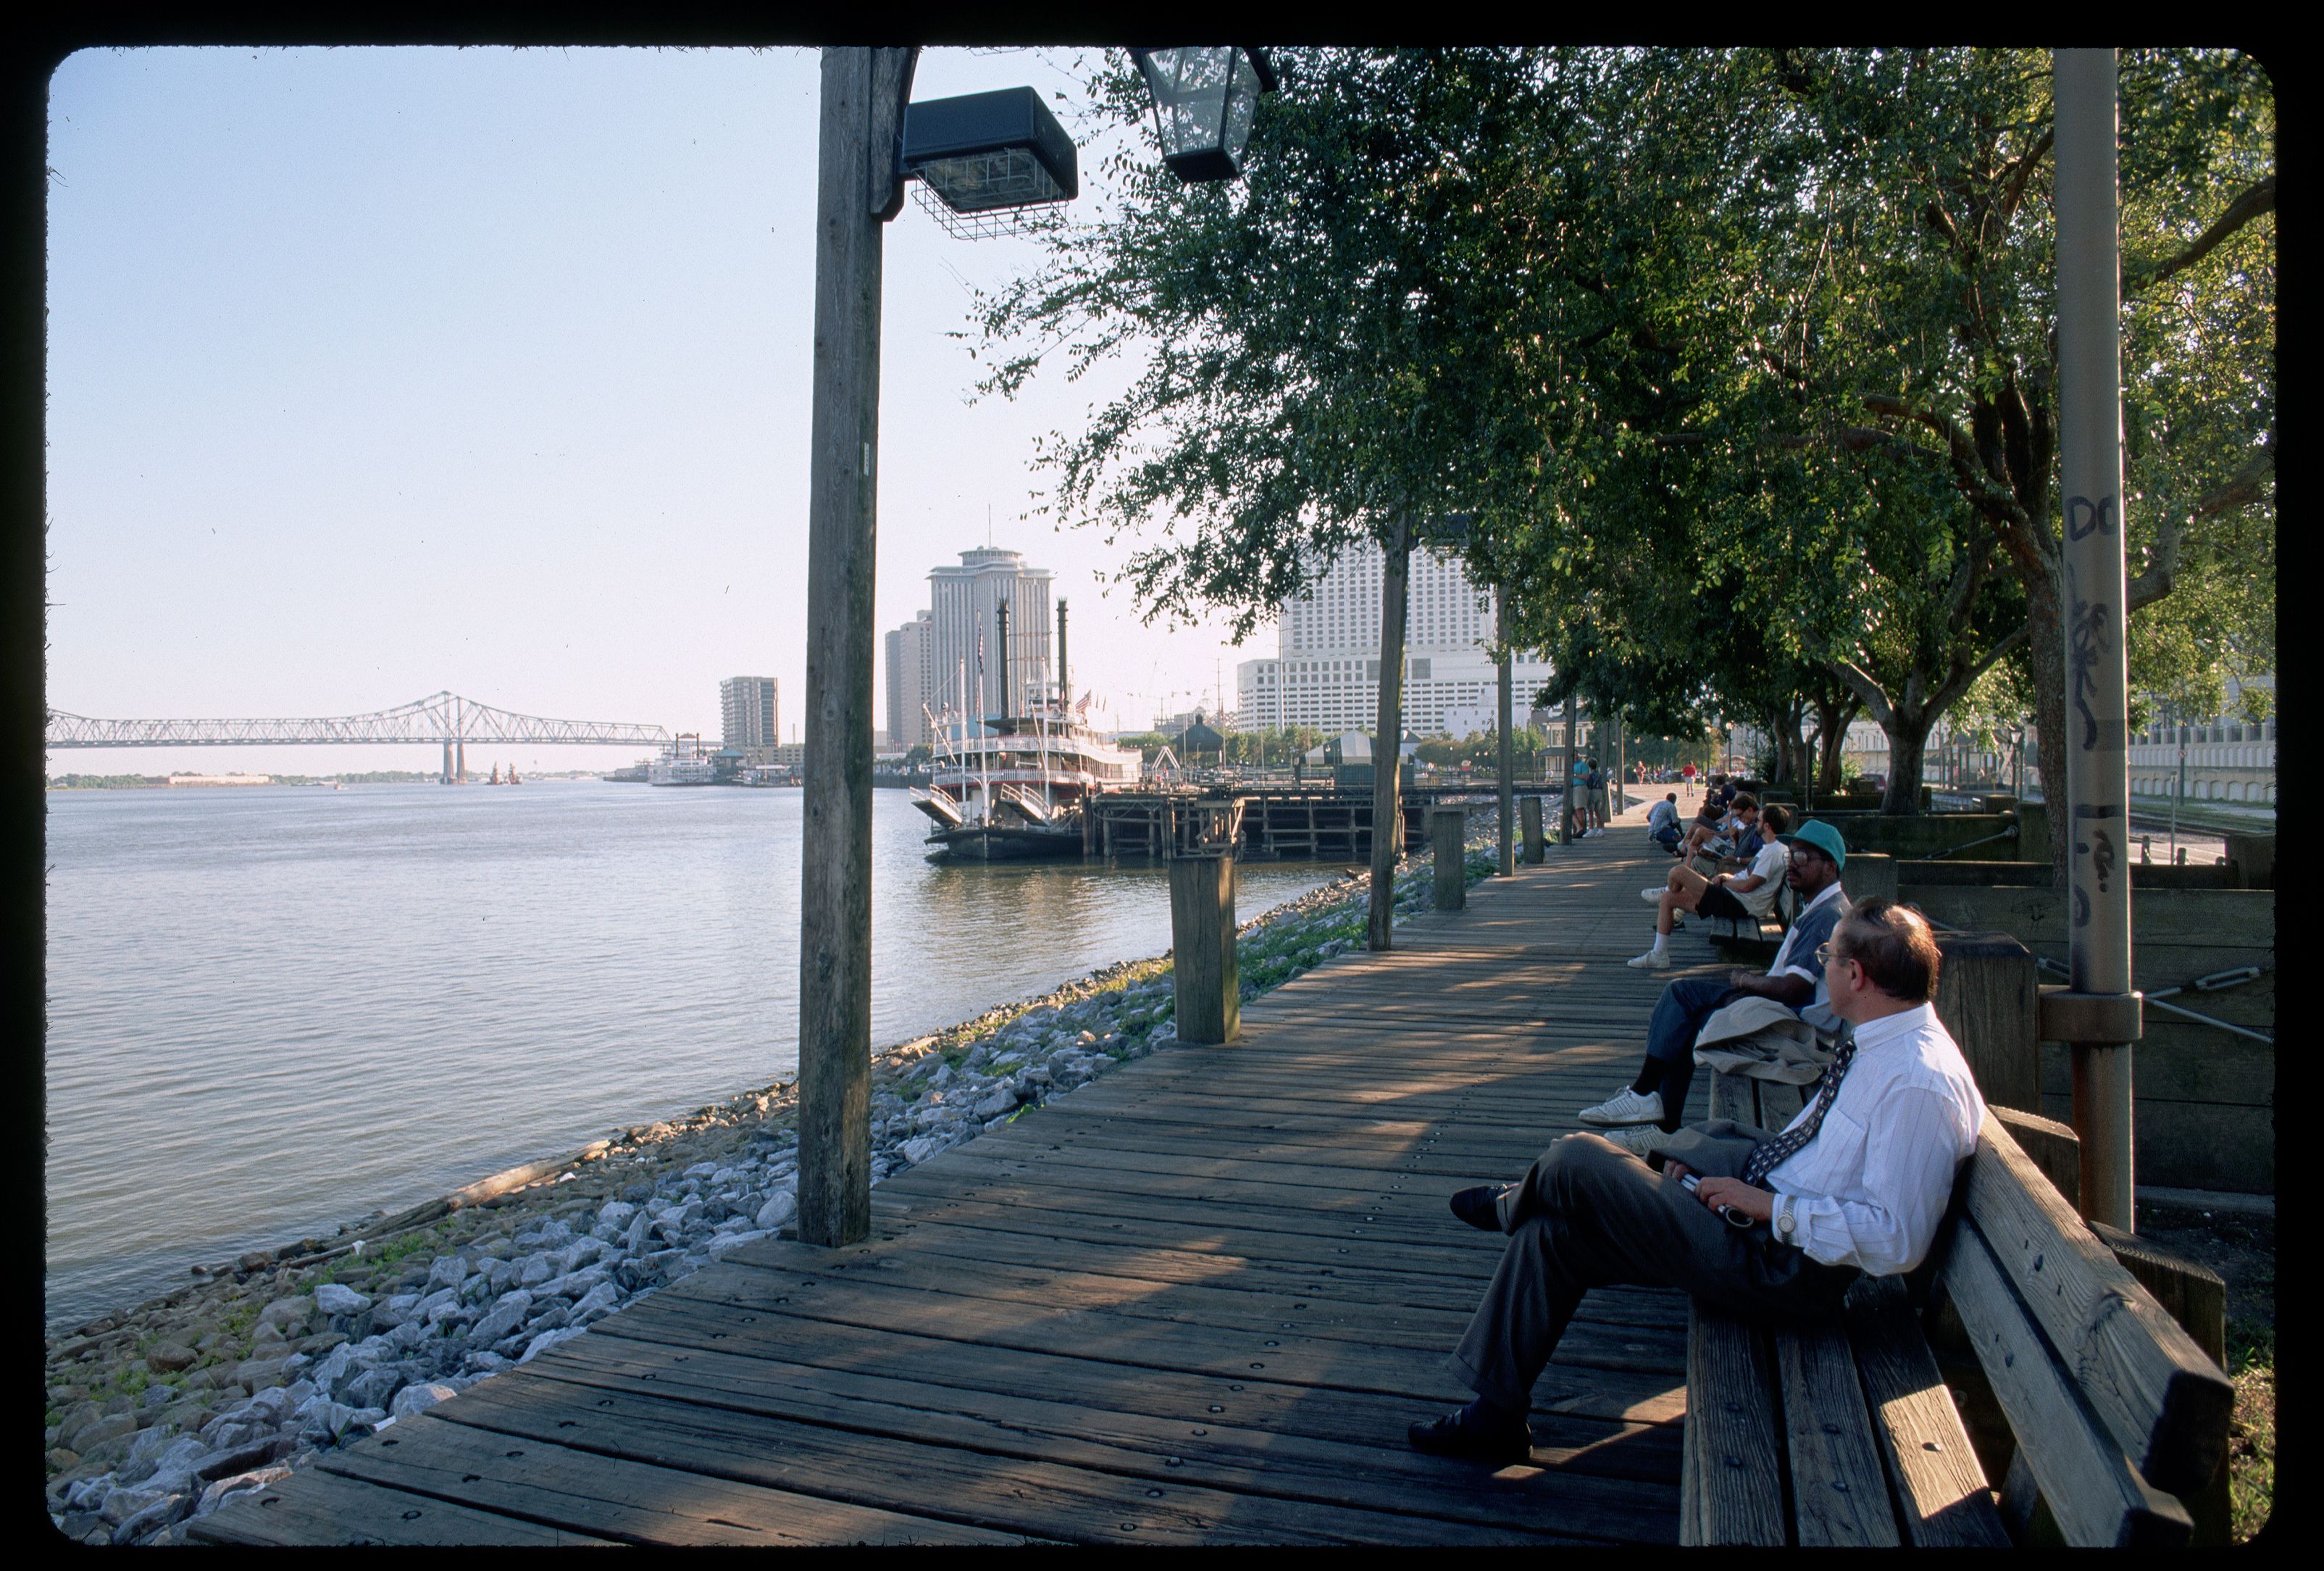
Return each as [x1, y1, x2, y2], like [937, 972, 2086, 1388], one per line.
[1773, 1194, 1798, 1242]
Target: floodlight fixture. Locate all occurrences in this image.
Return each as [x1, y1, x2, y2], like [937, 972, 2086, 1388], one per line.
[900, 86, 1079, 218]
[1129, 47, 1279, 183]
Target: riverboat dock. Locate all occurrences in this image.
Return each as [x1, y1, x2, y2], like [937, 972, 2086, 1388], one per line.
[195, 806, 1708, 1546]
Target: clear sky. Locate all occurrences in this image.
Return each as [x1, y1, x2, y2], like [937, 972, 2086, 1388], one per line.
[44, 46, 1267, 778]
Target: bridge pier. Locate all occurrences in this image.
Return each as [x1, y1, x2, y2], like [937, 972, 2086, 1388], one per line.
[441, 741, 453, 785]
[456, 741, 466, 784]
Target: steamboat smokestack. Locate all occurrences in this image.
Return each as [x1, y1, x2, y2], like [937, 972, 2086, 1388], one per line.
[1056, 600, 1070, 714]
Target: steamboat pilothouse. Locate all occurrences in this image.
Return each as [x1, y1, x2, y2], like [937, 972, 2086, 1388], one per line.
[912, 600, 1142, 860]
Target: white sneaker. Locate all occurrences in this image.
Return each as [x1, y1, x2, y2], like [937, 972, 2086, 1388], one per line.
[1594, 1122, 1665, 1157]
[1642, 887, 1667, 903]
[1626, 949, 1673, 970]
[1579, 1086, 1666, 1127]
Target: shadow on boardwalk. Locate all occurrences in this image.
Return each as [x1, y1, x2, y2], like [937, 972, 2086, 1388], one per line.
[195, 806, 1733, 1545]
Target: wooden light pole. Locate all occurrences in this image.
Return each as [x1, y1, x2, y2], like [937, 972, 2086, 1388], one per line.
[1366, 518, 1413, 950]
[2052, 48, 2142, 1231]
[1496, 590, 1515, 876]
[798, 46, 915, 1250]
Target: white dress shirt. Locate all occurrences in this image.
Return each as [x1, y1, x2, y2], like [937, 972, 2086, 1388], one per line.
[1765, 1002, 1986, 1275]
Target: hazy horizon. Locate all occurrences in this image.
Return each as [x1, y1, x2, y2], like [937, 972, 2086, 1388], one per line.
[45, 46, 1271, 778]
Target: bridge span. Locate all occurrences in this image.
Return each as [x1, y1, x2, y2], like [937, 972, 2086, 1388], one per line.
[46, 691, 671, 783]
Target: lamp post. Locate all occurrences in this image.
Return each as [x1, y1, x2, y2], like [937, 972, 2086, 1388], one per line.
[2054, 48, 2141, 1232]
[796, 47, 1274, 1249]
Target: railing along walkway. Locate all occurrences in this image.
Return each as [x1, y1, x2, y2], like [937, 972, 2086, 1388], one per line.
[197, 801, 1729, 1546]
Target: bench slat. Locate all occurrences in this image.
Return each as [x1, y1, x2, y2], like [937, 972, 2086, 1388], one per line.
[1776, 1320, 1899, 1545]
[1842, 1275, 2010, 1547]
[1939, 1220, 2193, 1546]
[1682, 1300, 1788, 1546]
[1963, 1114, 2234, 1496]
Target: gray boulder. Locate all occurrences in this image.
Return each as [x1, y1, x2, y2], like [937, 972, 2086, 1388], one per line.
[389, 1382, 457, 1420]
[312, 1282, 370, 1317]
[424, 1255, 469, 1293]
[193, 1464, 290, 1519]
[111, 1489, 191, 1543]
[568, 1282, 619, 1326]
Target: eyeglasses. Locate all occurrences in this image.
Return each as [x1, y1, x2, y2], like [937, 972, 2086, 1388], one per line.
[1815, 942, 1848, 968]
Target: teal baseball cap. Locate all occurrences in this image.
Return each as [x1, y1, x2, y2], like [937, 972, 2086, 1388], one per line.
[1780, 819, 1848, 869]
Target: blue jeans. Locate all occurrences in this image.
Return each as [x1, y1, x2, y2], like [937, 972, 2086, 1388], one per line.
[1642, 979, 1747, 1128]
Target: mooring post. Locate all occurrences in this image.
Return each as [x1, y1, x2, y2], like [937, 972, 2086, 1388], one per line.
[1431, 806, 1468, 910]
[1169, 851, 1238, 1044]
[1519, 795, 1545, 864]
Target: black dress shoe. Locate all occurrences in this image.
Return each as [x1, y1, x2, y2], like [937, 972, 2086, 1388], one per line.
[1408, 1402, 1533, 1463]
[1449, 1185, 1509, 1233]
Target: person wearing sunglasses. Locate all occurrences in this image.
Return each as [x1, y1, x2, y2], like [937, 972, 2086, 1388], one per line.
[1409, 898, 1984, 1463]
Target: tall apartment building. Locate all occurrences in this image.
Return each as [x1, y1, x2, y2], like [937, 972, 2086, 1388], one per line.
[884, 609, 937, 748]
[927, 546, 1054, 721]
[719, 676, 779, 751]
[1236, 543, 1555, 738]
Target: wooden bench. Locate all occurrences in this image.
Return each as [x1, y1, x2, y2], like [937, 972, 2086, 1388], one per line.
[1683, 1073, 2236, 1546]
[1695, 860, 1792, 952]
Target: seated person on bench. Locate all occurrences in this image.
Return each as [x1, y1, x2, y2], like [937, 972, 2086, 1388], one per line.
[1682, 790, 1747, 864]
[1629, 803, 1791, 968]
[1407, 898, 1984, 1462]
[1646, 791, 1684, 853]
[1680, 791, 1732, 860]
[1583, 818, 1849, 1136]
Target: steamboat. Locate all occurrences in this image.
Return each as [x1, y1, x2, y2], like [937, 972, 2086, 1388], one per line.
[912, 600, 1140, 860]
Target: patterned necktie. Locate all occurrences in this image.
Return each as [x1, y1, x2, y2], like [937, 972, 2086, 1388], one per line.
[1742, 1022, 1857, 1187]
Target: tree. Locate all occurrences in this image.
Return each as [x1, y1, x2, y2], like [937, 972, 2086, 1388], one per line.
[976, 49, 1609, 946]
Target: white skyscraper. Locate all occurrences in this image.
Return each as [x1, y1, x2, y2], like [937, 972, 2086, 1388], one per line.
[719, 675, 779, 751]
[884, 609, 936, 747]
[1236, 543, 1554, 737]
[927, 547, 1053, 721]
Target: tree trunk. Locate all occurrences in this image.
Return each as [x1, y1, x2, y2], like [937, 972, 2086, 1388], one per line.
[1812, 693, 1861, 792]
[1880, 714, 1931, 815]
[1366, 520, 1413, 951]
[2021, 559, 2073, 879]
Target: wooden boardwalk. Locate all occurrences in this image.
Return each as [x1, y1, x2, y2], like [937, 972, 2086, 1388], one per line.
[196, 805, 1730, 1546]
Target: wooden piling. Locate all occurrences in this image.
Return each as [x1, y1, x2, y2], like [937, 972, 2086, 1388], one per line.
[1931, 931, 2041, 1112]
[1169, 851, 1237, 1044]
[1520, 796, 1545, 864]
[1431, 807, 1468, 911]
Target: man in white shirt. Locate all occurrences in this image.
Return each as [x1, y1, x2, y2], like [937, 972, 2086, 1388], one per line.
[1409, 899, 1984, 1462]
[1629, 802, 1789, 968]
[1646, 791, 1683, 854]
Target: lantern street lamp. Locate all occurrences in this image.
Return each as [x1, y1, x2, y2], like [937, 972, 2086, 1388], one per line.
[1129, 49, 1279, 183]
[796, 46, 1280, 1250]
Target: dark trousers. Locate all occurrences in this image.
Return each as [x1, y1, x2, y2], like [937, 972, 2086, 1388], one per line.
[1452, 1133, 1859, 1410]
[1639, 978, 1746, 1128]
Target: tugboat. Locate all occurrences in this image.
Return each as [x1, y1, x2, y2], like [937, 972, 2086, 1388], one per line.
[913, 599, 1139, 859]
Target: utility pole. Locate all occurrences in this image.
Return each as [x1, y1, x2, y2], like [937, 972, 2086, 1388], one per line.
[1560, 692, 1579, 843]
[798, 46, 916, 1251]
[1366, 517, 1413, 949]
[2053, 48, 2141, 1233]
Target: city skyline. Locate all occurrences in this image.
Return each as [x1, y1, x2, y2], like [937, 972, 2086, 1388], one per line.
[42, 47, 1283, 778]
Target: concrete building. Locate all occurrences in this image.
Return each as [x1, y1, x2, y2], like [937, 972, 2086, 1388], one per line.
[1236, 543, 1553, 737]
[884, 609, 936, 748]
[719, 676, 779, 752]
[927, 547, 1053, 722]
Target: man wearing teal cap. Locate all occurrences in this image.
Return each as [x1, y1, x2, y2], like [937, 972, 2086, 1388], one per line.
[1575, 819, 1852, 1142]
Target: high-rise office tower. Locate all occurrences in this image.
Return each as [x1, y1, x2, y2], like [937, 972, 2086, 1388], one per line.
[927, 546, 1053, 721]
[1236, 543, 1554, 737]
[719, 675, 779, 751]
[884, 609, 937, 747]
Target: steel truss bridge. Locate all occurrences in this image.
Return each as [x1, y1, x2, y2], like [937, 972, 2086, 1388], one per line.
[46, 691, 672, 780]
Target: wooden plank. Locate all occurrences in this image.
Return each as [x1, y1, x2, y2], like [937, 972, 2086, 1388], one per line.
[519, 1333, 1678, 1542]
[1840, 1275, 2007, 1548]
[1936, 1222, 2192, 1546]
[1683, 1300, 1788, 1545]
[570, 1314, 1683, 1482]
[434, 1343, 1589, 1546]
[188, 1464, 614, 1546]
[1989, 1104, 2079, 1209]
[1776, 1320, 1900, 1545]
[1963, 1116, 2234, 1496]
[322, 1411, 1027, 1546]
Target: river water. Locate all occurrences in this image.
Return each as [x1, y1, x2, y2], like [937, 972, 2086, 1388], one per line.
[43, 781, 1335, 1332]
